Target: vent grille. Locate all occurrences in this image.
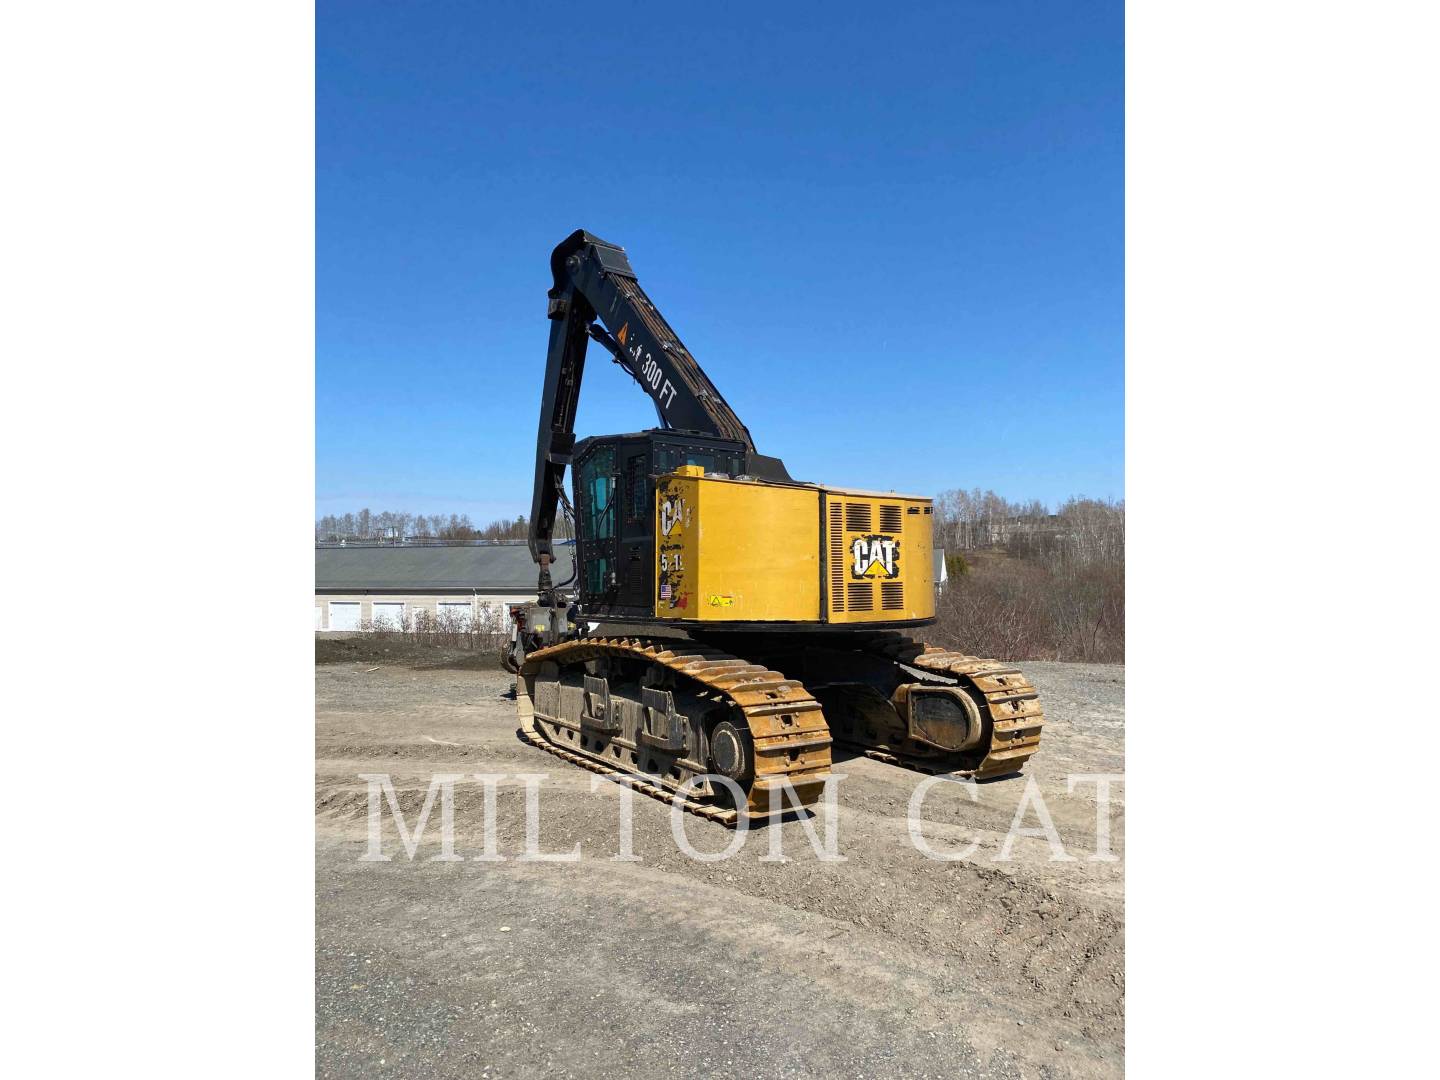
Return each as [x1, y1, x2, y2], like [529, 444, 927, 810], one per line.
[828, 501, 845, 613]
[847, 582, 874, 611]
[923, 506, 933, 514]
[881, 581, 905, 610]
[880, 504, 903, 533]
[845, 503, 872, 532]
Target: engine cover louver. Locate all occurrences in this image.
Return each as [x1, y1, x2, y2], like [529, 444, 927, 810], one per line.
[829, 500, 846, 614]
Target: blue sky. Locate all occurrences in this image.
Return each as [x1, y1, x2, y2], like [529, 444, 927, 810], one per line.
[317, 0, 1122, 523]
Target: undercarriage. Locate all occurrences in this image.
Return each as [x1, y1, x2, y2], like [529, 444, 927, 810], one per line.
[514, 630, 1044, 823]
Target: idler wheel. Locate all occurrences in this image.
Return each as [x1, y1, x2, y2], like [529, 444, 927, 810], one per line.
[708, 718, 755, 791]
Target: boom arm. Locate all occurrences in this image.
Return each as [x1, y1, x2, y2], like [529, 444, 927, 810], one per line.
[527, 230, 754, 578]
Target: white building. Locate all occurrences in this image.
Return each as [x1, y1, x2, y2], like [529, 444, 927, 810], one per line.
[314, 542, 576, 632]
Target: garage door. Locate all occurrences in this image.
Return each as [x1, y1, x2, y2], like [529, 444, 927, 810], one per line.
[475, 602, 505, 631]
[329, 602, 361, 631]
[370, 602, 404, 629]
[437, 601, 472, 628]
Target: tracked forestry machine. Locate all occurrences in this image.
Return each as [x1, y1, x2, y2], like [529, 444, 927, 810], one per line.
[505, 230, 1044, 822]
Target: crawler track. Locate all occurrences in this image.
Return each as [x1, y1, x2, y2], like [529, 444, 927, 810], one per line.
[516, 716, 744, 825]
[850, 632, 1046, 778]
[516, 636, 833, 822]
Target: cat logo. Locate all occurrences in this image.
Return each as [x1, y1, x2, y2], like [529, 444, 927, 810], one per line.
[851, 535, 900, 579]
[616, 323, 629, 346]
[660, 496, 684, 537]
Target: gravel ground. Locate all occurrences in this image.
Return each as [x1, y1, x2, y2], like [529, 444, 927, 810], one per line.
[316, 659, 1124, 1078]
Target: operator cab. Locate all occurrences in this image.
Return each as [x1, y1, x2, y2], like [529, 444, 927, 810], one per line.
[571, 429, 791, 619]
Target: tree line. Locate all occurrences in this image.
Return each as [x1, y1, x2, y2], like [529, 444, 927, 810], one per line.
[315, 509, 575, 542]
[931, 489, 1124, 663]
[316, 510, 526, 542]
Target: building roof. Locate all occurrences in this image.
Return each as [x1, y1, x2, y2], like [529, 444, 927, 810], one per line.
[316, 544, 575, 592]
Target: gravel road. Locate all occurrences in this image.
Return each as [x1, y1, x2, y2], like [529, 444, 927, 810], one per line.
[316, 659, 1124, 1078]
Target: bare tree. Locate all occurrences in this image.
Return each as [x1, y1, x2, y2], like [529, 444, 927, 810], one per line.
[932, 491, 1124, 663]
[316, 507, 564, 544]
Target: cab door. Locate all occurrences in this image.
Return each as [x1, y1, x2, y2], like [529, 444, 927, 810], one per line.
[615, 445, 654, 616]
[575, 445, 618, 610]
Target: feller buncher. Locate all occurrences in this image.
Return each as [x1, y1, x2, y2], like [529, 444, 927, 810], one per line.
[505, 230, 1044, 823]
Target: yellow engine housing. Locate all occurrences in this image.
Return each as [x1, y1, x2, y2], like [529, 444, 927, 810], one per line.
[653, 466, 934, 625]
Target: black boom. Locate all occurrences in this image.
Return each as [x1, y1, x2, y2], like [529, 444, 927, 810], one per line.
[527, 230, 756, 572]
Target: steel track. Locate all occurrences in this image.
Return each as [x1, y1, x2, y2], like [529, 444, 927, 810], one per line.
[845, 632, 1046, 778]
[516, 636, 833, 822]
